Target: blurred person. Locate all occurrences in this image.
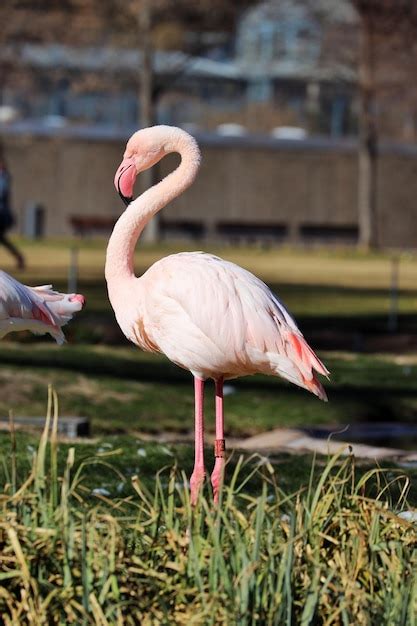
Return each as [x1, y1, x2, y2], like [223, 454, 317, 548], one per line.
[0, 157, 25, 270]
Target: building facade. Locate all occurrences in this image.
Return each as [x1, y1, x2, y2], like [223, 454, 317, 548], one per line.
[2, 126, 417, 249]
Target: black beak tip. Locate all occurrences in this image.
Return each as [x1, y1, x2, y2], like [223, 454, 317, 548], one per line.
[118, 191, 133, 207]
[116, 171, 133, 207]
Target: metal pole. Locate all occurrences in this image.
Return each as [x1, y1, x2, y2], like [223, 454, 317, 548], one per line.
[68, 246, 79, 293]
[387, 256, 399, 332]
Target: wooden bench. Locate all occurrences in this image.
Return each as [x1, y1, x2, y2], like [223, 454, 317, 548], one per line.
[69, 215, 117, 237]
[160, 219, 205, 240]
[216, 221, 288, 244]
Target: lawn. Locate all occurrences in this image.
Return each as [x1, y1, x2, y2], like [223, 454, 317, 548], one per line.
[1, 239, 417, 624]
[2, 346, 417, 439]
[3, 238, 417, 322]
[1, 238, 417, 437]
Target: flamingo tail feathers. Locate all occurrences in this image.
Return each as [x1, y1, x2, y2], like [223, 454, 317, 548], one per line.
[287, 332, 329, 377]
[285, 332, 328, 401]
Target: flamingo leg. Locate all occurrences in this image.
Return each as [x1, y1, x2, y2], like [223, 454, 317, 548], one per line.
[190, 377, 206, 505]
[211, 377, 225, 504]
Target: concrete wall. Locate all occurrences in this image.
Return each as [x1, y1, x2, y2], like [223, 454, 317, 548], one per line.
[2, 127, 417, 248]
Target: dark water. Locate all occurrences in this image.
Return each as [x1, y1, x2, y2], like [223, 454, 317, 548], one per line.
[303, 423, 417, 452]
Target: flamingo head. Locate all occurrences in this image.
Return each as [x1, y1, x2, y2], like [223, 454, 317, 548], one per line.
[114, 127, 170, 207]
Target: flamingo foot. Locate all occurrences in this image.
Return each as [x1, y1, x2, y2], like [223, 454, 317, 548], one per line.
[190, 467, 206, 506]
[211, 457, 225, 504]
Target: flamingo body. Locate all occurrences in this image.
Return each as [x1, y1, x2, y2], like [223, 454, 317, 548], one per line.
[106, 125, 328, 503]
[112, 251, 327, 399]
[0, 270, 85, 343]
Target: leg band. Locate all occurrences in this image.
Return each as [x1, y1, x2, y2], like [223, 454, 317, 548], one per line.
[214, 439, 226, 458]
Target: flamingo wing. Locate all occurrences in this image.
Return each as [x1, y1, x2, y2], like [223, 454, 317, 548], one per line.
[138, 253, 328, 399]
[0, 270, 84, 343]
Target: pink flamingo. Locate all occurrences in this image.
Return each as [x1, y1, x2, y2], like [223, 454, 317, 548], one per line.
[106, 125, 329, 504]
[0, 270, 85, 343]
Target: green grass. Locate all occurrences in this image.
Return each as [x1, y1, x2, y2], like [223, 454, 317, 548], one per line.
[2, 238, 417, 342]
[0, 392, 415, 624]
[1, 344, 417, 439]
[2, 430, 416, 506]
[0, 430, 323, 501]
[1, 239, 417, 447]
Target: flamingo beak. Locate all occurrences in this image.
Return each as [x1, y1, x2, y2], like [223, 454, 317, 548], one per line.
[70, 294, 86, 307]
[114, 157, 136, 206]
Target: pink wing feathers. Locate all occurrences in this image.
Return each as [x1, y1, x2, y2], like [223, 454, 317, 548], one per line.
[0, 270, 85, 343]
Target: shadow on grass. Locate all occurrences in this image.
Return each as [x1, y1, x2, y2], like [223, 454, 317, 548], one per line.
[2, 344, 417, 430]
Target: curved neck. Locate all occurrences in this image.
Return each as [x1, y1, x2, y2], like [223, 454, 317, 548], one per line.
[105, 130, 201, 286]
